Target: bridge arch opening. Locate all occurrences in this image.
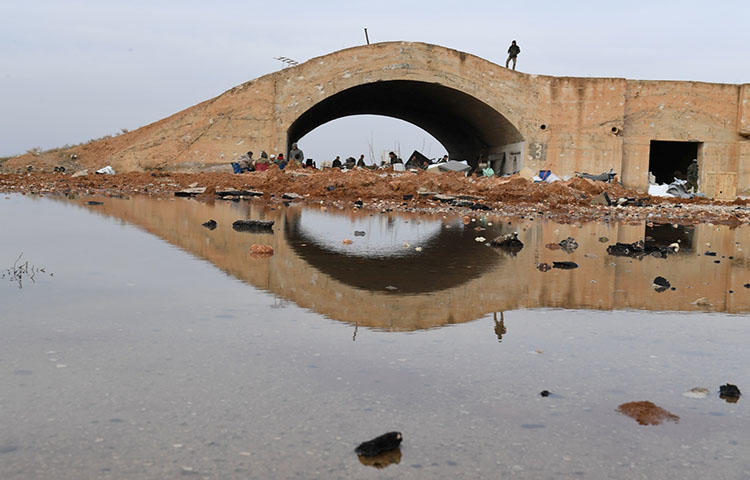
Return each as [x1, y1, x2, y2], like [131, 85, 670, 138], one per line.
[296, 114, 447, 166]
[287, 80, 524, 171]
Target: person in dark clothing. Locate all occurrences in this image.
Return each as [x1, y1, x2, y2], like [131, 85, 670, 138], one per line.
[332, 157, 342, 168]
[344, 157, 356, 169]
[289, 143, 304, 165]
[686, 159, 699, 192]
[356, 154, 366, 167]
[506, 40, 520, 70]
[388, 151, 402, 165]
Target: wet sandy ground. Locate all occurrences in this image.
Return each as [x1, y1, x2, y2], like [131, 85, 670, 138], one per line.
[1, 195, 749, 479]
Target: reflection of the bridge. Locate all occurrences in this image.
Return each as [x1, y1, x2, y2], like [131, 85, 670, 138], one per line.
[80, 196, 750, 330]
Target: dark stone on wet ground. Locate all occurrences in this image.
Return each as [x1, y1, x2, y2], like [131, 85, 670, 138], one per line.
[653, 276, 671, 292]
[704, 251, 717, 256]
[552, 261, 578, 270]
[719, 384, 741, 398]
[174, 187, 206, 197]
[87, 201, 104, 206]
[559, 237, 578, 254]
[607, 240, 676, 259]
[490, 233, 523, 255]
[354, 231, 366, 237]
[215, 189, 263, 198]
[536, 262, 550, 272]
[202, 219, 217, 230]
[232, 219, 274, 233]
[355, 432, 403, 457]
[540, 390, 550, 397]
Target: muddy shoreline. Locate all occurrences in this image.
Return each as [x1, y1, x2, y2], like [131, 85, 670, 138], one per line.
[2, 169, 748, 226]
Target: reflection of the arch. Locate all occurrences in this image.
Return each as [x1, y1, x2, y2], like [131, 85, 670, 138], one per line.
[75, 196, 750, 331]
[284, 209, 501, 293]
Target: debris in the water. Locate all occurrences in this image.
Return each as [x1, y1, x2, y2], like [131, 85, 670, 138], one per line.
[87, 201, 104, 206]
[232, 219, 274, 233]
[653, 276, 670, 292]
[355, 432, 403, 457]
[414, 246, 422, 252]
[490, 232, 524, 255]
[552, 261, 578, 270]
[704, 251, 717, 256]
[692, 297, 711, 307]
[202, 220, 217, 230]
[598, 236, 609, 243]
[536, 262, 550, 272]
[354, 231, 366, 237]
[682, 387, 709, 399]
[607, 240, 677, 259]
[719, 383, 741, 400]
[250, 244, 274, 255]
[617, 401, 679, 425]
[540, 390, 550, 397]
[559, 237, 579, 253]
[342, 239, 353, 245]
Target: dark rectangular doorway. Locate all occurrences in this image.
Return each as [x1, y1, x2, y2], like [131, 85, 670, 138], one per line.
[648, 140, 701, 184]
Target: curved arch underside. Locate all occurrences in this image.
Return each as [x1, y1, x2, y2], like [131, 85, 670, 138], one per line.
[288, 80, 523, 164]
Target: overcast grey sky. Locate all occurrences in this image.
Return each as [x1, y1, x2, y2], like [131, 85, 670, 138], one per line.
[2, 0, 748, 161]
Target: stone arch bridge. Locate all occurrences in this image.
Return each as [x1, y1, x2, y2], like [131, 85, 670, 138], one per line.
[79, 42, 750, 197]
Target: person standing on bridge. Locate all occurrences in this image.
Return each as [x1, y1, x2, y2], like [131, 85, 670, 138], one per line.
[289, 143, 305, 165]
[506, 40, 520, 70]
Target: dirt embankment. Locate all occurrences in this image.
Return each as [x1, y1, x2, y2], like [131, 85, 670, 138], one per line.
[2, 167, 748, 226]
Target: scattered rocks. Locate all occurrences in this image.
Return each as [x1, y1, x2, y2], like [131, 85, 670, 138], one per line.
[232, 219, 274, 233]
[616, 401, 679, 426]
[652, 276, 671, 292]
[552, 261, 578, 270]
[355, 432, 403, 457]
[201, 219, 217, 230]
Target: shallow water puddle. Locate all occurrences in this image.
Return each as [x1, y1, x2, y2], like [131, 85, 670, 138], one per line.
[1, 194, 748, 479]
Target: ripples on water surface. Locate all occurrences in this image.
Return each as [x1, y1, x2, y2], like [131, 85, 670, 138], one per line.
[1, 194, 748, 479]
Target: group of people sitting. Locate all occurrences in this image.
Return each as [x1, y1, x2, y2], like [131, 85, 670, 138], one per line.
[232, 143, 313, 173]
[232, 143, 453, 174]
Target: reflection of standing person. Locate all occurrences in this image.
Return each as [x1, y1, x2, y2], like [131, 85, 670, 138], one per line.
[505, 40, 520, 70]
[289, 143, 305, 165]
[493, 312, 506, 343]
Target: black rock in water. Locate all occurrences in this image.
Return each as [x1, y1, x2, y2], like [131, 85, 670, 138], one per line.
[202, 220, 217, 230]
[559, 237, 578, 254]
[719, 384, 741, 398]
[87, 201, 104, 206]
[552, 261, 578, 270]
[490, 233, 524, 255]
[356, 432, 403, 457]
[653, 276, 671, 292]
[540, 390, 550, 397]
[354, 231, 366, 237]
[704, 251, 717, 256]
[232, 219, 274, 233]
